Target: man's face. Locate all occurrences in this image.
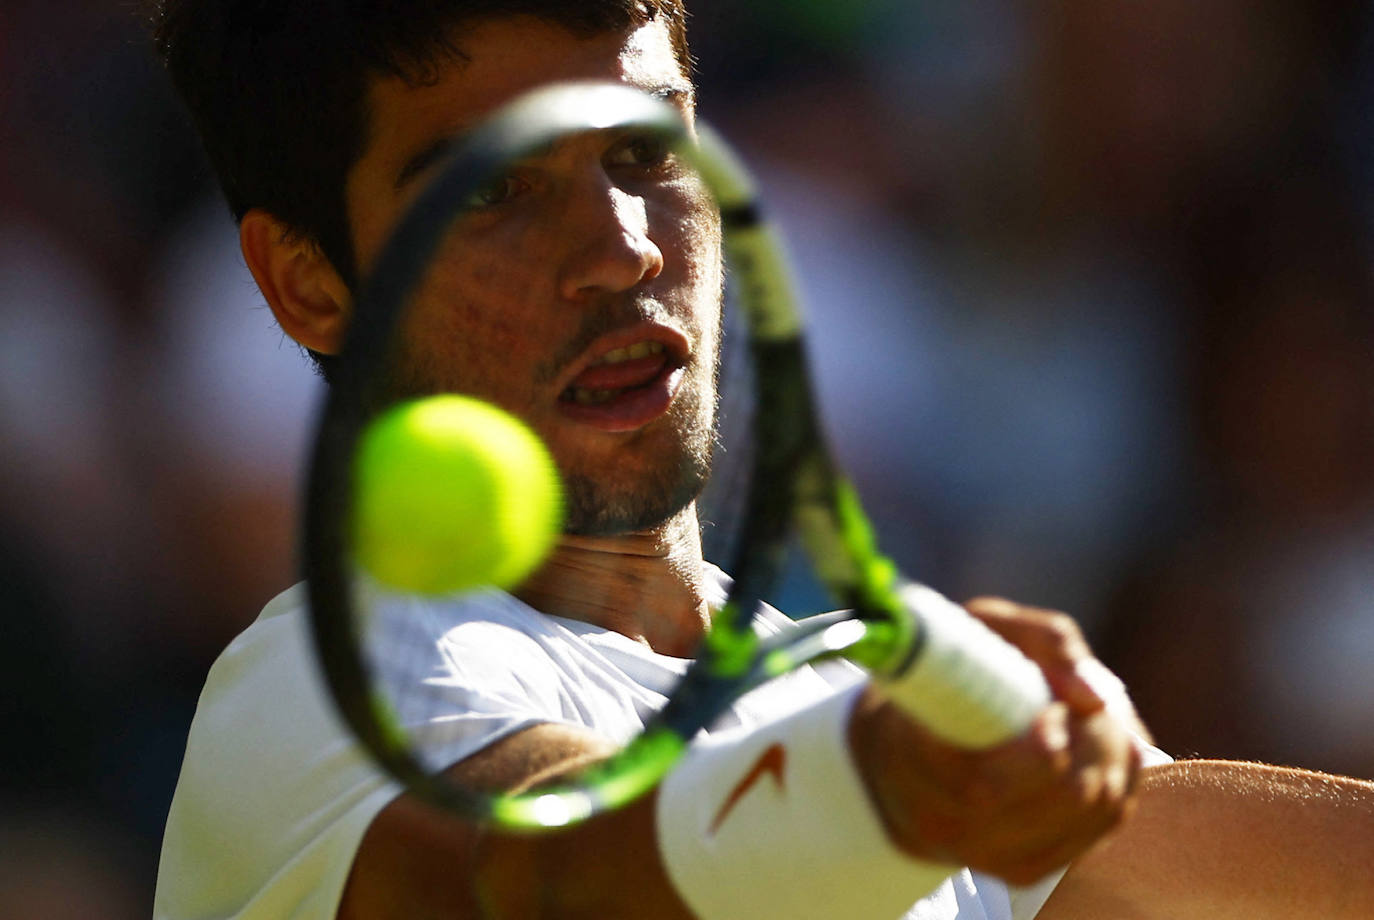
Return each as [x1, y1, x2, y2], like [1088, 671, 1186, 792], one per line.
[343, 16, 723, 535]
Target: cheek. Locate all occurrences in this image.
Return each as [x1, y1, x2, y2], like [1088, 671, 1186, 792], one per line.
[402, 249, 547, 387]
[665, 188, 723, 288]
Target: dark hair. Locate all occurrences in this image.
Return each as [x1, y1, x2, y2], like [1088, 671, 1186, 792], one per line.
[151, 0, 692, 291]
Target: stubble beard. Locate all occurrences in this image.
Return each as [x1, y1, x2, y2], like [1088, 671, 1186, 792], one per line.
[560, 344, 720, 537]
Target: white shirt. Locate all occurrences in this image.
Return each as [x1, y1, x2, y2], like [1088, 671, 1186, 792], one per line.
[155, 569, 1135, 919]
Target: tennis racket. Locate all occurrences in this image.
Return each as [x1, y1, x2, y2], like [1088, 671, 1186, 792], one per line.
[304, 82, 1051, 830]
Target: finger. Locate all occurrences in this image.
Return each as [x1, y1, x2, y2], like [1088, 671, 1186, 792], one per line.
[1005, 747, 1139, 884]
[1073, 657, 1154, 741]
[957, 788, 1126, 887]
[988, 796, 1134, 888]
[860, 700, 1079, 864]
[965, 762, 1133, 885]
[961, 598, 1092, 667]
[963, 598, 1106, 715]
[969, 704, 1074, 805]
[967, 710, 1141, 879]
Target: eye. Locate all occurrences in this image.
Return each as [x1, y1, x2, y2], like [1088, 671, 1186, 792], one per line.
[462, 173, 526, 210]
[605, 133, 674, 171]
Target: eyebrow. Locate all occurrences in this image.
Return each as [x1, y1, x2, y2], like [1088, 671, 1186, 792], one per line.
[392, 83, 694, 191]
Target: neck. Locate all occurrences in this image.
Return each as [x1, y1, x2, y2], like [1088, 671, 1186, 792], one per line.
[514, 503, 711, 657]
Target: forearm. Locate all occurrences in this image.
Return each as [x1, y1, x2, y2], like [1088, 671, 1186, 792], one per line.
[343, 689, 929, 920]
[501, 682, 1137, 919]
[342, 685, 1019, 920]
[339, 723, 696, 920]
[476, 794, 694, 920]
[1042, 760, 1374, 919]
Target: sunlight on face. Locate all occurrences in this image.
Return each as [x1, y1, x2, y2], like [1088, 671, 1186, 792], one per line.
[344, 17, 723, 535]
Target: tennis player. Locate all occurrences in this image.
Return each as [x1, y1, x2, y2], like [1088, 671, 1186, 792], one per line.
[151, 2, 1374, 918]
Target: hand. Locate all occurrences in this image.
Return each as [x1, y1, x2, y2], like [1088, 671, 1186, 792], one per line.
[963, 597, 1152, 741]
[848, 598, 1143, 886]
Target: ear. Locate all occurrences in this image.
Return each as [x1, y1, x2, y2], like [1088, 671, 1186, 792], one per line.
[240, 209, 352, 355]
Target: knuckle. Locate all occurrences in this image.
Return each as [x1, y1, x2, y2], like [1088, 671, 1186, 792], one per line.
[961, 598, 1016, 612]
[1042, 611, 1084, 646]
[1109, 757, 1140, 804]
[1086, 780, 1132, 830]
[963, 596, 1016, 620]
[1059, 766, 1108, 814]
[1101, 798, 1131, 832]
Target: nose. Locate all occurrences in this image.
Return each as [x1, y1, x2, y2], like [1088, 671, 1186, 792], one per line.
[556, 177, 664, 303]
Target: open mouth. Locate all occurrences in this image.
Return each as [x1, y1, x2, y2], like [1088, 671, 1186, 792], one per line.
[561, 341, 669, 405]
[557, 338, 685, 431]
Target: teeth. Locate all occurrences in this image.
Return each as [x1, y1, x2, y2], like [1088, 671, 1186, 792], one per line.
[601, 347, 630, 364]
[593, 341, 664, 365]
[566, 342, 668, 404]
[572, 388, 619, 405]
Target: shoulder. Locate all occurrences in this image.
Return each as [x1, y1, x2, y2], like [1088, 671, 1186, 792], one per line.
[364, 584, 657, 708]
[183, 584, 338, 761]
[156, 584, 396, 919]
[157, 584, 586, 918]
[367, 583, 579, 674]
[179, 584, 593, 776]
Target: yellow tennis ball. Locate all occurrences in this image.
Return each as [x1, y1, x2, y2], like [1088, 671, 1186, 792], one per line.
[352, 394, 562, 595]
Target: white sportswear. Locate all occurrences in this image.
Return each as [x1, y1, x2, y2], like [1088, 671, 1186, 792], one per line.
[155, 565, 1163, 919]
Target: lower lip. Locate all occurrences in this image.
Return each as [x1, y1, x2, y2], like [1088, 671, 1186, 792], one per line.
[557, 363, 685, 432]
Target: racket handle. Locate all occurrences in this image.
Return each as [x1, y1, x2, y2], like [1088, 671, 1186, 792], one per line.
[878, 584, 1052, 749]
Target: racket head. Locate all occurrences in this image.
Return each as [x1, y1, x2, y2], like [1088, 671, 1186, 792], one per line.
[305, 80, 1049, 832]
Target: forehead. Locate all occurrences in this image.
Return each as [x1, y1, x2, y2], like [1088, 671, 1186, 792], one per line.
[358, 16, 689, 168]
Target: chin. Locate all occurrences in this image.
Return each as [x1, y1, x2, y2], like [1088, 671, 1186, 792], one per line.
[561, 364, 720, 536]
[561, 454, 710, 536]
[561, 424, 715, 536]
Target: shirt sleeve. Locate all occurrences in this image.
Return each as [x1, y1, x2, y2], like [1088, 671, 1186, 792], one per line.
[366, 590, 590, 771]
[154, 588, 568, 920]
[155, 595, 398, 920]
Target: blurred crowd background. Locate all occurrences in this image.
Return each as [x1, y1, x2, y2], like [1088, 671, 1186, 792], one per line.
[3, 0, 1373, 915]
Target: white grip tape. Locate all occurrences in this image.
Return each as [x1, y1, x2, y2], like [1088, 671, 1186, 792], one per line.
[879, 584, 1052, 749]
[657, 684, 956, 920]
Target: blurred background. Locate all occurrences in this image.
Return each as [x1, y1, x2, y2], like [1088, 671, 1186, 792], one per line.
[2, 0, 1373, 914]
